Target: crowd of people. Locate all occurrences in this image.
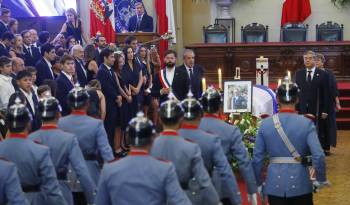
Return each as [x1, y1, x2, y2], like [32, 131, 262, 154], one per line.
[0, 5, 340, 205]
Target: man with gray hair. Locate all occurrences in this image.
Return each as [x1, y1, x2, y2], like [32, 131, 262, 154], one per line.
[295, 50, 329, 153]
[178, 49, 204, 99]
[71, 44, 88, 87]
[127, 2, 153, 32]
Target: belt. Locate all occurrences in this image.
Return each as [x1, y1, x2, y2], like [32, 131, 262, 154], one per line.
[22, 185, 40, 193]
[270, 157, 301, 164]
[84, 153, 98, 161]
[56, 169, 68, 180]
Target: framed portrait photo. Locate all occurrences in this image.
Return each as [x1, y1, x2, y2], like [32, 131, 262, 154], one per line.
[223, 80, 252, 113]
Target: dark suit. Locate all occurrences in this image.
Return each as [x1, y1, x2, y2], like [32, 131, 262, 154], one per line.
[151, 67, 190, 103]
[18, 89, 41, 132]
[231, 95, 247, 110]
[55, 72, 74, 116]
[35, 58, 56, 86]
[178, 64, 204, 99]
[128, 14, 154, 32]
[0, 43, 9, 57]
[295, 68, 329, 149]
[95, 48, 102, 67]
[96, 64, 120, 147]
[22, 45, 41, 67]
[0, 21, 8, 38]
[74, 59, 88, 87]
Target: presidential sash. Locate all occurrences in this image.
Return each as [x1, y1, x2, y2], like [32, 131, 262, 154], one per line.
[159, 69, 171, 89]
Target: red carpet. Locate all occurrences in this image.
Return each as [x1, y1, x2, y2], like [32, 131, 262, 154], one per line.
[238, 180, 266, 205]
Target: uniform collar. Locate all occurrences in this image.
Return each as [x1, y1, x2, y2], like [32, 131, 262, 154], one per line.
[180, 124, 198, 130]
[279, 108, 296, 113]
[160, 130, 179, 136]
[41, 124, 58, 130]
[71, 110, 87, 115]
[128, 149, 149, 156]
[8, 133, 27, 139]
[203, 113, 220, 119]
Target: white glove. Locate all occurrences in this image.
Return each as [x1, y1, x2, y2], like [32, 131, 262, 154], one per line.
[247, 193, 258, 205]
[313, 181, 331, 193]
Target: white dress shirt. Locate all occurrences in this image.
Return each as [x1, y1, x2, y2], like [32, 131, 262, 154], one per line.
[20, 88, 35, 114]
[0, 74, 15, 110]
[305, 67, 316, 81]
[165, 67, 175, 86]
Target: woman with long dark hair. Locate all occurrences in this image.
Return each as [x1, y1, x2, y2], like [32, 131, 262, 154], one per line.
[84, 44, 99, 81]
[122, 46, 143, 120]
[113, 52, 131, 156]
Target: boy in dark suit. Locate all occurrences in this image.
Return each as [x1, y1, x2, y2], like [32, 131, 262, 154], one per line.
[35, 43, 56, 86]
[16, 70, 41, 131]
[96, 48, 122, 149]
[0, 32, 14, 57]
[55, 54, 75, 116]
[127, 2, 153, 32]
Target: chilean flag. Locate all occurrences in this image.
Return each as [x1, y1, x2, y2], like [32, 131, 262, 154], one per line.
[89, 0, 116, 43]
[281, 0, 311, 27]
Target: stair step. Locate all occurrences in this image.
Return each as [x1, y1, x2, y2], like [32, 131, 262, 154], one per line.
[336, 119, 350, 130]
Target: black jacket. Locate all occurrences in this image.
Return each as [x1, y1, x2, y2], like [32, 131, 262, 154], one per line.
[177, 64, 204, 99]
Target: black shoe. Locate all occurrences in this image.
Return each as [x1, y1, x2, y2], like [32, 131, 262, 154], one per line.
[324, 150, 331, 156]
[115, 150, 128, 158]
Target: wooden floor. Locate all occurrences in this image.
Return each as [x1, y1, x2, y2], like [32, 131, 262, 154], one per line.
[314, 131, 350, 204]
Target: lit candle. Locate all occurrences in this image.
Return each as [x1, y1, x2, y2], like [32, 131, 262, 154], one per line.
[218, 68, 222, 90]
[278, 79, 282, 87]
[287, 70, 291, 81]
[202, 78, 206, 92]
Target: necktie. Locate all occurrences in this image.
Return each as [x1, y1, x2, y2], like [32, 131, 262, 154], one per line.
[136, 16, 142, 31]
[307, 70, 312, 83]
[189, 68, 193, 81]
[27, 46, 32, 57]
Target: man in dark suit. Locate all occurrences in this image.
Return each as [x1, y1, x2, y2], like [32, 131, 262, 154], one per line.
[231, 90, 247, 110]
[96, 48, 122, 149]
[295, 50, 329, 150]
[35, 43, 56, 86]
[127, 2, 153, 32]
[95, 35, 107, 67]
[55, 54, 75, 116]
[16, 70, 41, 132]
[0, 8, 10, 38]
[151, 50, 189, 104]
[71, 44, 88, 87]
[178, 49, 204, 99]
[21, 30, 41, 67]
[0, 32, 13, 57]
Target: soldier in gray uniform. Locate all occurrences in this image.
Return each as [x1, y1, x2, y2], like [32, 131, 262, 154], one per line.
[199, 87, 258, 205]
[151, 99, 219, 205]
[0, 98, 66, 205]
[29, 95, 97, 205]
[58, 86, 114, 204]
[179, 94, 252, 205]
[0, 158, 28, 205]
[253, 79, 329, 205]
[95, 112, 192, 205]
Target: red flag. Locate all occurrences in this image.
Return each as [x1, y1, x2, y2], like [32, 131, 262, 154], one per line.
[90, 0, 116, 43]
[155, 0, 168, 63]
[281, 0, 311, 27]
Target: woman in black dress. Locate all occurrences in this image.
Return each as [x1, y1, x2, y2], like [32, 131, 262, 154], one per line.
[84, 44, 99, 81]
[56, 8, 90, 45]
[122, 46, 143, 120]
[113, 52, 131, 156]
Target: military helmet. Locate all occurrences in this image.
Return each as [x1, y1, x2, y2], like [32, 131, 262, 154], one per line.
[6, 98, 31, 131]
[126, 112, 155, 146]
[159, 99, 183, 125]
[277, 77, 299, 103]
[180, 95, 203, 121]
[201, 87, 221, 113]
[38, 94, 61, 120]
[67, 85, 90, 109]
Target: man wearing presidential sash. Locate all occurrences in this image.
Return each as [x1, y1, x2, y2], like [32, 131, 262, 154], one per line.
[151, 50, 189, 104]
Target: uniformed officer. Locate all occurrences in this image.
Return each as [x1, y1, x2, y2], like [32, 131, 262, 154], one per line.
[28, 95, 97, 205]
[0, 158, 28, 205]
[95, 112, 192, 205]
[0, 98, 66, 205]
[179, 93, 252, 205]
[199, 87, 258, 204]
[58, 86, 114, 204]
[252, 79, 329, 205]
[151, 99, 220, 205]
